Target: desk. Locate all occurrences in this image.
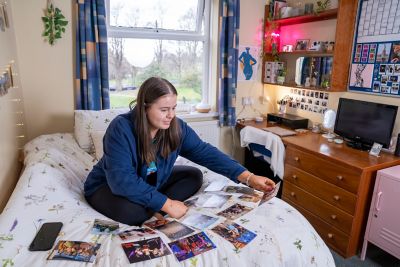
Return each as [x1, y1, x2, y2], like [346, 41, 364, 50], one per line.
[237, 120, 400, 258]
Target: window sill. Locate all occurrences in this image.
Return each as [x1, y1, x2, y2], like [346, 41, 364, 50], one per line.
[177, 111, 218, 122]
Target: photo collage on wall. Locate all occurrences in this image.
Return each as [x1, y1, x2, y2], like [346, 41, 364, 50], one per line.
[287, 88, 329, 114]
[348, 0, 400, 96]
[349, 42, 400, 96]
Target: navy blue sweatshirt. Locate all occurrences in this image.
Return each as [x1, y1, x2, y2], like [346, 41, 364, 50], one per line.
[84, 110, 246, 211]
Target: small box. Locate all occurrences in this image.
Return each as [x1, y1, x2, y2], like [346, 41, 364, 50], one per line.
[267, 113, 309, 129]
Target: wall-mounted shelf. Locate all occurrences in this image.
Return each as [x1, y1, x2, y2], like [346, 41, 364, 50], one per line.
[273, 9, 338, 26]
[266, 51, 334, 57]
[262, 1, 358, 91]
[264, 82, 330, 91]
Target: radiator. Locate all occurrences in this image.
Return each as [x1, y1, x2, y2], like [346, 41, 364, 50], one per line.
[187, 120, 220, 149]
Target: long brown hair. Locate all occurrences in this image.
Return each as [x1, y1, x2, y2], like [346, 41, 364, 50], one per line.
[130, 77, 181, 165]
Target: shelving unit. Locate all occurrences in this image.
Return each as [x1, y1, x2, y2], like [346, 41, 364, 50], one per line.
[274, 8, 338, 26]
[262, 1, 358, 91]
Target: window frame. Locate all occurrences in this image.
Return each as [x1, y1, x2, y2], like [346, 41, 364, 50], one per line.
[105, 0, 212, 106]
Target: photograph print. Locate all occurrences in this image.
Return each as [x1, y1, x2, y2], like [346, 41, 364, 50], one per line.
[211, 221, 257, 249]
[376, 43, 392, 63]
[48, 241, 101, 263]
[168, 232, 216, 262]
[157, 220, 194, 240]
[121, 237, 171, 264]
[118, 227, 157, 242]
[217, 203, 253, 220]
[349, 64, 374, 88]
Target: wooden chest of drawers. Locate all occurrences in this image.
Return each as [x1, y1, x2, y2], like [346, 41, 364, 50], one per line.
[282, 133, 400, 258]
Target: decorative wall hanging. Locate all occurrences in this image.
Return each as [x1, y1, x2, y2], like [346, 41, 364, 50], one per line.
[349, 0, 400, 97]
[42, 0, 68, 45]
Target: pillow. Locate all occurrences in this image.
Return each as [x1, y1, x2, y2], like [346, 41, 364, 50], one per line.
[90, 130, 106, 160]
[74, 109, 129, 153]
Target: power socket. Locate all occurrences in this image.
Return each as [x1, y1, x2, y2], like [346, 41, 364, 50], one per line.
[242, 96, 254, 106]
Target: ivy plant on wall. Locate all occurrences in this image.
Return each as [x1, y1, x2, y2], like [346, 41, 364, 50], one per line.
[42, 1, 68, 45]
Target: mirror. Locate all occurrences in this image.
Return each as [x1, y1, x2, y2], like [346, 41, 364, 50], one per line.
[295, 56, 333, 88]
[322, 109, 336, 139]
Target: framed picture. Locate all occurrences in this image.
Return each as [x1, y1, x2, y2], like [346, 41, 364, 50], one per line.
[295, 39, 310, 51]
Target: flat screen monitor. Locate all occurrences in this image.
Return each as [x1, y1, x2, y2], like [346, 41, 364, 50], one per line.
[334, 98, 398, 149]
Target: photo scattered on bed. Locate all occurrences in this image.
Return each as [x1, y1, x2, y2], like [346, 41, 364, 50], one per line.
[217, 203, 253, 220]
[239, 191, 263, 203]
[183, 197, 198, 207]
[91, 219, 119, 235]
[121, 237, 171, 264]
[47, 241, 101, 263]
[211, 221, 257, 249]
[224, 185, 255, 195]
[196, 193, 232, 208]
[144, 219, 171, 230]
[118, 227, 157, 242]
[156, 221, 195, 240]
[168, 232, 216, 262]
[259, 181, 281, 206]
[181, 213, 219, 230]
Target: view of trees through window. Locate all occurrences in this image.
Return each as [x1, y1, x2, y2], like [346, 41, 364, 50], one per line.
[107, 0, 205, 109]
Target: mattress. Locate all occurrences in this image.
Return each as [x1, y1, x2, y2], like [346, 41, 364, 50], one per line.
[0, 133, 335, 266]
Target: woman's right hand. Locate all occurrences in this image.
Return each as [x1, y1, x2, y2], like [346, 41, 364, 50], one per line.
[161, 198, 188, 219]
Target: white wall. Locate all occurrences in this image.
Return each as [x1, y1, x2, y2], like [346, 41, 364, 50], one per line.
[12, 0, 74, 141]
[0, 1, 26, 211]
[219, 0, 267, 160]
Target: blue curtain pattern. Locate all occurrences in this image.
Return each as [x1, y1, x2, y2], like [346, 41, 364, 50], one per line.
[218, 0, 240, 126]
[75, 0, 110, 110]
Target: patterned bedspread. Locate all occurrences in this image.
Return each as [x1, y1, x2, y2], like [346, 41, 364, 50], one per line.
[0, 134, 335, 266]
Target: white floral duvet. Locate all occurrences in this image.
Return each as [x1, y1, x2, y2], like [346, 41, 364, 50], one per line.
[0, 134, 335, 267]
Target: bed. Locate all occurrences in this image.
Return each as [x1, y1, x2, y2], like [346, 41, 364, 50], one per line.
[0, 110, 335, 267]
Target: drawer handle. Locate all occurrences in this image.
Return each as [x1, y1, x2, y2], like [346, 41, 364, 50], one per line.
[294, 157, 300, 162]
[331, 215, 337, 220]
[327, 233, 334, 239]
[290, 192, 296, 197]
[336, 175, 343, 181]
[292, 175, 298, 180]
[333, 195, 340, 201]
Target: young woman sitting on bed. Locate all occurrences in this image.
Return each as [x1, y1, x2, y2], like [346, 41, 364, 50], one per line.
[84, 77, 275, 226]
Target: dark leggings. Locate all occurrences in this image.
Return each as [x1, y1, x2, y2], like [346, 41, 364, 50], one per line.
[85, 165, 203, 226]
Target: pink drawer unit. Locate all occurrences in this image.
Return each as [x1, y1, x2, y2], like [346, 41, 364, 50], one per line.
[361, 165, 400, 260]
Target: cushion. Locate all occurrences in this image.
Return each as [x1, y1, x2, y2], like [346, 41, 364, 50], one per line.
[90, 130, 106, 160]
[74, 109, 128, 153]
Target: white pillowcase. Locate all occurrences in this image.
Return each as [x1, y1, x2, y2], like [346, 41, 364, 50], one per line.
[90, 130, 106, 160]
[74, 109, 129, 153]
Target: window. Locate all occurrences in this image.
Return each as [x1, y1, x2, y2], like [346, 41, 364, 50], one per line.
[106, 0, 211, 111]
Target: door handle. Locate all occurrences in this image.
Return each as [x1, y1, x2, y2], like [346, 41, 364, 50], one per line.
[375, 191, 383, 211]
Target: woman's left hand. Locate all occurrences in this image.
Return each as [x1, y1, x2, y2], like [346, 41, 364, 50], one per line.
[248, 175, 275, 193]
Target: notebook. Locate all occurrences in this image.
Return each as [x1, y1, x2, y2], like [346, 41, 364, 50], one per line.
[262, 126, 297, 137]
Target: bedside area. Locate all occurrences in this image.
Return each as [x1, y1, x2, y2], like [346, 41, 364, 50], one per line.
[237, 119, 400, 258]
[282, 133, 400, 258]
